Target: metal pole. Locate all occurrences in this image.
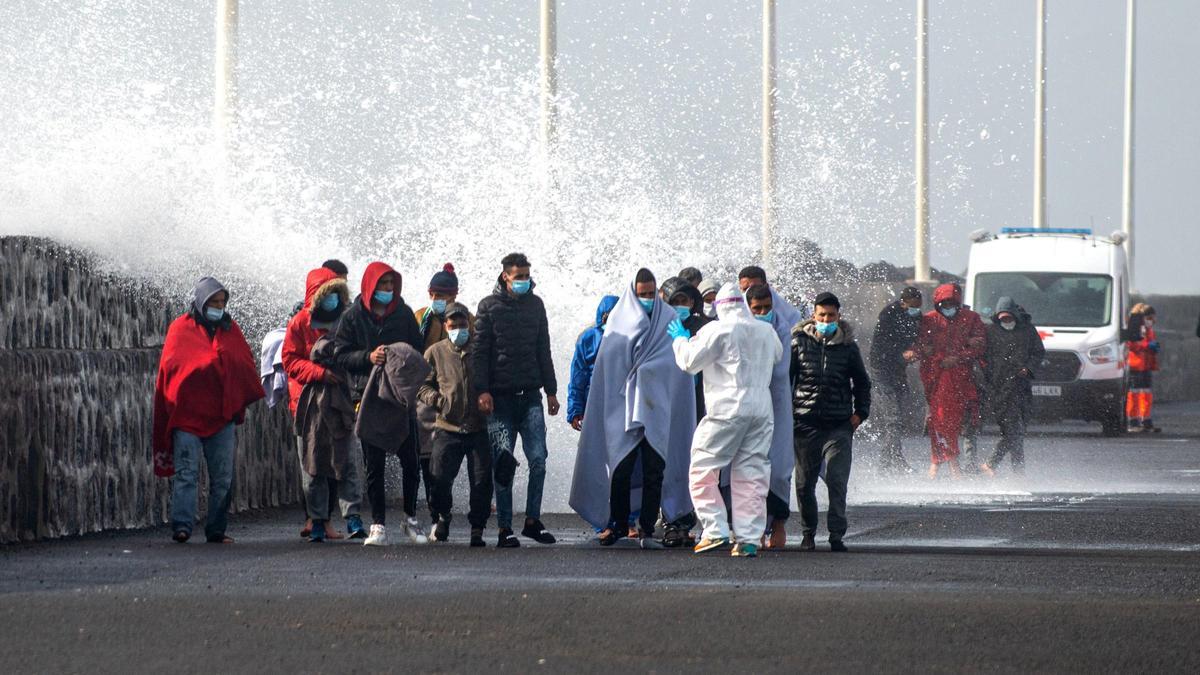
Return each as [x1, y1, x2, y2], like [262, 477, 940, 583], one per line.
[761, 0, 777, 274]
[1033, 0, 1047, 228]
[540, 0, 557, 153]
[1121, 0, 1136, 285]
[214, 0, 238, 158]
[913, 0, 931, 282]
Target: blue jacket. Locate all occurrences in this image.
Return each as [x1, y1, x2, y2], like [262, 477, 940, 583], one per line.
[567, 295, 619, 422]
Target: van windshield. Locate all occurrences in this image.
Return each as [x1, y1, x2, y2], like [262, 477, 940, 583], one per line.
[973, 272, 1112, 327]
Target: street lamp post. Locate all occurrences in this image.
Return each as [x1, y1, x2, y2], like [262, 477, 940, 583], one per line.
[1121, 0, 1136, 285]
[214, 0, 238, 159]
[1033, 0, 1047, 229]
[913, 0, 931, 283]
[761, 0, 778, 274]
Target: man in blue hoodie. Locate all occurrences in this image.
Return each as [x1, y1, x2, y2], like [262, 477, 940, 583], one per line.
[567, 295, 620, 431]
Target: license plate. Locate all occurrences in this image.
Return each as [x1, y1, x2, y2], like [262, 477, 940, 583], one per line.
[1032, 385, 1062, 397]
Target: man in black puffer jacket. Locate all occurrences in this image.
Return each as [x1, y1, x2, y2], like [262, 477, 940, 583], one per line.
[473, 252, 559, 548]
[790, 292, 871, 552]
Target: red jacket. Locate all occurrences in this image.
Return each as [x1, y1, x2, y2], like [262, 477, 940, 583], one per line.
[916, 284, 987, 402]
[152, 313, 265, 477]
[1126, 325, 1159, 372]
[282, 268, 350, 414]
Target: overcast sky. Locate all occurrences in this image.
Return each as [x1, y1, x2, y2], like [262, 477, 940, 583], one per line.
[1, 0, 1197, 294]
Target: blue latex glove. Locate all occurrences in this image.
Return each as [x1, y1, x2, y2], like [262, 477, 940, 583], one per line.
[1148, 340, 1160, 353]
[666, 318, 689, 341]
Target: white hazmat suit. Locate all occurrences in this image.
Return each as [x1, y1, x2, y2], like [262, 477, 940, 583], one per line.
[671, 282, 784, 545]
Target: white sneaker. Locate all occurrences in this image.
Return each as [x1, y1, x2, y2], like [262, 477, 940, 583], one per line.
[363, 524, 387, 546]
[402, 516, 429, 545]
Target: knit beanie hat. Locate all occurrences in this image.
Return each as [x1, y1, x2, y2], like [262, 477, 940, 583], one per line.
[429, 263, 459, 294]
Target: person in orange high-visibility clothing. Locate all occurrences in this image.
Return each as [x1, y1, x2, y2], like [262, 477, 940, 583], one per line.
[1125, 304, 1161, 433]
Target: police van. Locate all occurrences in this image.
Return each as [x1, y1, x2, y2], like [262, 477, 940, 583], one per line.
[964, 227, 1130, 435]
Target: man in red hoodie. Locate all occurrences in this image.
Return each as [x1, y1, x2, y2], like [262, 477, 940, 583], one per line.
[282, 267, 365, 541]
[915, 283, 986, 480]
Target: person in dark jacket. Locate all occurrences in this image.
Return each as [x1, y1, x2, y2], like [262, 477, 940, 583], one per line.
[332, 261, 427, 546]
[868, 286, 922, 474]
[567, 295, 620, 430]
[790, 292, 871, 552]
[978, 297, 1044, 476]
[418, 302, 493, 547]
[473, 252, 559, 548]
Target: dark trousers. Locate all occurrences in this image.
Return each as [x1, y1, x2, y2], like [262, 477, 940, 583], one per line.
[795, 420, 854, 542]
[767, 491, 790, 521]
[362, 439, 420, 526]
[876, 375, 910, 468]
[430, 429, 494, 530]
[987, 402, 1028, 472]
[419, 455, 436, 521]
[609, 439, 665, 535]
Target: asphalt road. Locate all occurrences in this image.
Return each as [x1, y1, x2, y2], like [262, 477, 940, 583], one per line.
[3, 403, 1199, 673]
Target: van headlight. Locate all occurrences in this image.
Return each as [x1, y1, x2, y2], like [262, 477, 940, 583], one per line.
[1087, 343, 1118, 365]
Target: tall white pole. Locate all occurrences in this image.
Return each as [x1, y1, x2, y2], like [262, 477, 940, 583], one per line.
[214, 0, 238, 159]
[1033, 0, 1047, 228]
[913, 0, 930, 283]
[761, 0, 777, 274]
[1121, 0, 1136, 286]
[539, 0, 557, 152]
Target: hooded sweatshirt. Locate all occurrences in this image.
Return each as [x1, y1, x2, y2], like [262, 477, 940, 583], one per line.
[983, 296, 1045, 412]
[332, 261, 424, 400]
[566, 294, 620, 421]
[282, 267, 350, 414]
[569, 282, 697, 529]
[152, 277, 265, 476]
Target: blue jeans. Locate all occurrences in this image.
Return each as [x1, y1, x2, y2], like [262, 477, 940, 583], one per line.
[170, 423, 236, 539]
[487, 391, 548, 530]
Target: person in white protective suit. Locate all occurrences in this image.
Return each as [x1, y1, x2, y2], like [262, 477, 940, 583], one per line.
[668, 282, 783, 557]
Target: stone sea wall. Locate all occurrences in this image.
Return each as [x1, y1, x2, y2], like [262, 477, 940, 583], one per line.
[0, 237, 298, 543]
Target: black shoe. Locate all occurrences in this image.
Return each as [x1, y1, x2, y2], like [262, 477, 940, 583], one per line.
[497, 528, 521, 548]
[799, 533, 816, 552]
[470, 529, 486, 547]
[661, 526, 687, 548]
[433, 517, 450, 543]
[598, 527, 623, 546]
[829, 539, 848, 552]
[522, 518, 557, 544]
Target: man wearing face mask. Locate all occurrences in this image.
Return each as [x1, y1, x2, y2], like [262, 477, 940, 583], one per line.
[868, 286, 923, 475]
[419, 302, 494, 546]
[740, 269, 806, 550]
[978, 297, 1044, 477]
[473, 253, 560, 547]
[790, 293, 871, 552]
[698, 279, 719, 319]
[915, 283, 986, 480]
[332, 262, 427, 546]
[570, 269, 697, 548]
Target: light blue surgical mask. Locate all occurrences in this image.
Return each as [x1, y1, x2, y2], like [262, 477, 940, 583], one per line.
[448, 328, 469, 347]
[673, 305, 691, 322]
[510, 280, 531, 295]
[319, 294, 340, 312]
[907, 307, 921, 317]
[815, 320, 837, 336]
[939, 306, 958, 319]
[204, 307, 225, 323]
[639, 298, 655, 314]
[373, 290, 394, 305]
[755, 310, 775, 323]
[430, 299, 447, 315]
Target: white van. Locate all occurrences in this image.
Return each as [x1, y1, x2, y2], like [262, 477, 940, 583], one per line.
[964, 227, 1130, 435]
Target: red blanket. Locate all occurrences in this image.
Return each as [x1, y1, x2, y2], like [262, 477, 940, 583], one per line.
[152, 313, 265, 477]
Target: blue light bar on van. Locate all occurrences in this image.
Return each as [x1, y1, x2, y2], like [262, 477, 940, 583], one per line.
[999, 227, 1092, 236]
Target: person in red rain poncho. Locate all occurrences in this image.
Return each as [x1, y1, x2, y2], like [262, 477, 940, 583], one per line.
[915, 283, 986, 480]
[282, 267, 366, 541]
[153, 277, 265, 544]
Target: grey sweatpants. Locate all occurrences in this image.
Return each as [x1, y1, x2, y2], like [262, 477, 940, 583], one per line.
[296, 437, 363, 522]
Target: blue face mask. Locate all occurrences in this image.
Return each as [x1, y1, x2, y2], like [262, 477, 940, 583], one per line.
[319, 294, 340, 312]
[673, 305, 691, 322]
[755, 310, 775, 323]
[814, 320, 837, 336]
[430, 299, 447, 315]
[939, 306, 958, 319]
[373, 290, 394, 305]
[907, 306, 921, 317]
[510, 279, 531, 295]
[639, 298, 655, 314]
[448, 328, 469, 347]
[204, 307, 225, 323]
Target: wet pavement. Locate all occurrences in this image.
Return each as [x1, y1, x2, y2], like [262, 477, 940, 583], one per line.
[3, 403, 1199, 673]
